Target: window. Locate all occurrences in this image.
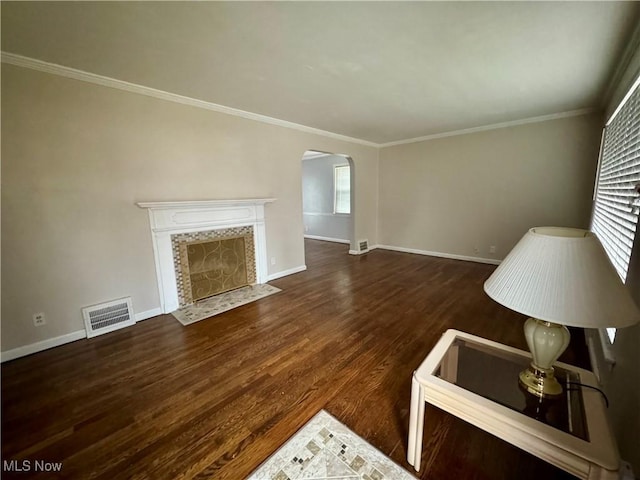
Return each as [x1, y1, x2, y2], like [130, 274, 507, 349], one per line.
[334, 165, 351, 214]
[606, 327, 617, 344]
[591, 77, 640, 283]
[591, 76, 640, 347]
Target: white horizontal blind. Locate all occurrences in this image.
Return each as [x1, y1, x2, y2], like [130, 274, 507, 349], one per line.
[591, 81, 640, 282]
[334, 165, 351, 214]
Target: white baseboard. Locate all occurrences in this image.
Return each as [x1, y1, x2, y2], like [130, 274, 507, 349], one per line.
[1, 307, 165, 362]
[1, 330, 87, 363]
[375, 244, 501, 265]
[135, 307, 163, 322]
[304, 234, 350, 244]
[267, 265, 307, 281]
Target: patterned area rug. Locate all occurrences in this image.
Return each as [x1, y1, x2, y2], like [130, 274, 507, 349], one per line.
[247, 410, 417, 480]
[171, 284, 281, 326]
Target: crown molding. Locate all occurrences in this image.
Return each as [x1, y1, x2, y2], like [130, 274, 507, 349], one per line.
[1, 52, 379, 148]
[378, 107, 600, 148]
[2, 51, 602, 149]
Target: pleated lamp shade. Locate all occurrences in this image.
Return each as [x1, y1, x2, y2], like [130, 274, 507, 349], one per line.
[484, 227, 640, 329]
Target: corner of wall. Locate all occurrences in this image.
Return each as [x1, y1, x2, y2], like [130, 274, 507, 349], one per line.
[375, 146, 382, 247]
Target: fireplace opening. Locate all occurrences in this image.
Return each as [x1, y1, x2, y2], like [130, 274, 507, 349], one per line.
[171, 226, 257, 307]
[187, 236, 248, 302]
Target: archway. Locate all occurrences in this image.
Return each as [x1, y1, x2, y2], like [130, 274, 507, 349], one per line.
[300, 150, 355, 259]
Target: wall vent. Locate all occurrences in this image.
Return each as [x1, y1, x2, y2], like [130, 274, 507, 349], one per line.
[358, 239, 369, 253]
[82, 297, 136, 338]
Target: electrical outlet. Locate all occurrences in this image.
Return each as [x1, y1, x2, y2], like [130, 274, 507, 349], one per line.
[489, 245, 496, 254]
[304, 225, 309, 232]
[270, 257, 276, 266]
[33, 312, 46, 326]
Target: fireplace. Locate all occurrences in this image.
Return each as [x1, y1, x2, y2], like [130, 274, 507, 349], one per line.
[137, 199, 275, 313]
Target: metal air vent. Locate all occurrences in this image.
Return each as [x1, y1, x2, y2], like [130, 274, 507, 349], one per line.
[82, 297, 135, 338]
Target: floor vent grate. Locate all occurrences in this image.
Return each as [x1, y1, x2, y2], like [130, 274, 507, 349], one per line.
[82, 297, 135, 338]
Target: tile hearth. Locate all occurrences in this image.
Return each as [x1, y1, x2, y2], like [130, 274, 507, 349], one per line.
[171, 284, 281, 326]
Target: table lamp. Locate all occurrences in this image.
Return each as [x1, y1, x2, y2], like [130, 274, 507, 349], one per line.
[484, 227, 640, 398]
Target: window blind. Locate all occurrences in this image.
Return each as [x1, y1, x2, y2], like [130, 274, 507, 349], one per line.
[334, 165, 351, 214]
[591, 80, 640, 282]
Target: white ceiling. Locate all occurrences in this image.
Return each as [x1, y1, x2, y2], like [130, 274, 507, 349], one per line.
[2, 2, 638, 144]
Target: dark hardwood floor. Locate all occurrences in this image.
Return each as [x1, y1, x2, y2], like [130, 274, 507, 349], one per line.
[1, 239, 589, 479]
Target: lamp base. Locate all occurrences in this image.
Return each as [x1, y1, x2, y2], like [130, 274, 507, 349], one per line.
[520, 318, 571, 399]
[519, 364, 562, 398]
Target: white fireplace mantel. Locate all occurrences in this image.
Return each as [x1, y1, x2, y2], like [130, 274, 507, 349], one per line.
[137, 198, 276, 313]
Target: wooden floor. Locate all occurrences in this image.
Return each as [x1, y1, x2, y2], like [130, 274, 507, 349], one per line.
[1, 239, 589, 480]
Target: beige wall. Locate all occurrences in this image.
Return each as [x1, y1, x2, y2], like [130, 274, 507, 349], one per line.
[378, 113, 603, 260]
[607, 239, 640, 472]
[0, 65, 604, 354]
[1, 64, 379, 351]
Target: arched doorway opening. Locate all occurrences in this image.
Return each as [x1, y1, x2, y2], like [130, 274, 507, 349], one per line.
[300, 150, 355, 260]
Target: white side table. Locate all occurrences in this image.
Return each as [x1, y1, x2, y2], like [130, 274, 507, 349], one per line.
[407, 329, 620, 480]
